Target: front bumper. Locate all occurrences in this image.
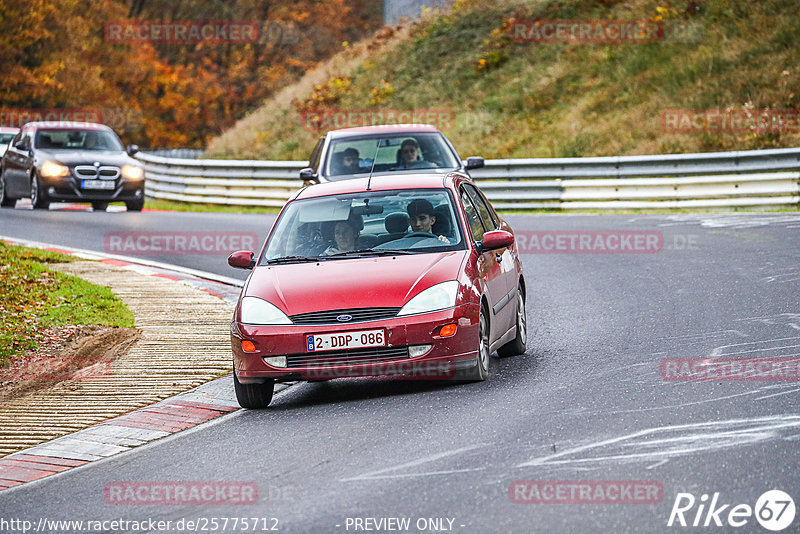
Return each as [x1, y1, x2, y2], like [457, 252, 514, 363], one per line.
[231, 303, 480, 382]
[41, 174, 144, 202]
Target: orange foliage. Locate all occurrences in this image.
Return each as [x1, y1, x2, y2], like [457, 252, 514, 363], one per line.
[0, 0, 382, 148]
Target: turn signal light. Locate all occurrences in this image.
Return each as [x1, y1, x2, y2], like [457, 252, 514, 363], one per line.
[439, 324, 457, 337]
[241, 340, 256, 352]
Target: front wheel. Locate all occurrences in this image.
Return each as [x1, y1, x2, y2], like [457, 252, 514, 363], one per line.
[31, 174, 50, 210]
[498, 286, 527, 357]
[460, 305, 489, 381]
[125, 197, 144, 212]
[233, 367, 275, 409]
[0, 171, 15, 207]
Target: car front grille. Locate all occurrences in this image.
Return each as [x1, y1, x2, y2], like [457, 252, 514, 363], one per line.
[285, 346, 410, 368]
[74, 165, 120, 179]
[289, 307, 400, 325]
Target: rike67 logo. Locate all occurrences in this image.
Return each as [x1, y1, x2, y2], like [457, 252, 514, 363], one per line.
[668, 490, 796, 531]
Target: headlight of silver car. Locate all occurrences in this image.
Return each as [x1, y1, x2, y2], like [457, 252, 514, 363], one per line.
[240, 297, 292, 325]
[397, 280, 459, 316]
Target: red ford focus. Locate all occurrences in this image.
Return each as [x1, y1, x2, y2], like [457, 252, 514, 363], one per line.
[228, 171, 526, 408]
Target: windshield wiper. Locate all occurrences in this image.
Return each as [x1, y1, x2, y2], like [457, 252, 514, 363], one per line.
[325, 249, 416, 258]
[266, 255, 321, 264]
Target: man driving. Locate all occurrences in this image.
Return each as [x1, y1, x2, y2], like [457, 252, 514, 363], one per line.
[406, 199, 449, 243]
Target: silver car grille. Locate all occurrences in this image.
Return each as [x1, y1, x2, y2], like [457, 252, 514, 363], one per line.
[74, 165, 120, 180]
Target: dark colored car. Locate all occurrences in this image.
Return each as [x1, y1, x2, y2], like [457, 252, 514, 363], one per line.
[0, 121, 145, 211]
[299, 124, 485, 184]
[0, 127, 19, 158]
[227, 171, 526, 409]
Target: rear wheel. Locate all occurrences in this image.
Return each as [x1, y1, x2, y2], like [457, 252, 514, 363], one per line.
[0, 172, 15, 207]
[91, 201, 109, 211]
[31, 174, 50, 210]
[233, 367, 275, 409]
[498, 285, 527, 357]
[460, 304, 489, 382]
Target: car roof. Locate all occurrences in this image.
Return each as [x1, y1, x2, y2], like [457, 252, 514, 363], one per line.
[327, 124, 442, 138]
[23, 122, 111, 131]
[295, 173, 463, 200]
[0, 127, 20, 133]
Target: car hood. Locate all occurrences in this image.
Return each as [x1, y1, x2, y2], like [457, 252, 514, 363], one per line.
[37, 150, 135, 167]
[244, 251, 468, 316]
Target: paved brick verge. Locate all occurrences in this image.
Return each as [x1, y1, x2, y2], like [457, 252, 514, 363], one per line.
[0, 258, 292, 491]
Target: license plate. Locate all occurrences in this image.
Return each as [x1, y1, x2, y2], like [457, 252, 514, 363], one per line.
[306, 329, 386, 352]
[81, 180, 115, 190]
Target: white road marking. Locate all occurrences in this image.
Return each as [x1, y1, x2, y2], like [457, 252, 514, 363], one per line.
[341, 444, 490, 482]
[517, 415, 800, 468]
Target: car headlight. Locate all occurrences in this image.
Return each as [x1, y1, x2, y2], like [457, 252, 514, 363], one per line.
[40, 161, 70, 178]
[121, 165, 144, 180]
[240, 297, 292, 325]
[398, 280, 459, 316]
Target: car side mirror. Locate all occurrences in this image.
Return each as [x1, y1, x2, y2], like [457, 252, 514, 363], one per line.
[228, 250, 256, 269]
[300, 167, 318, 184]
[127, 144, 140, 156]
[14, 142, 27, 151]
[465, 157, 484, 170]
[478, 230, 514, 253]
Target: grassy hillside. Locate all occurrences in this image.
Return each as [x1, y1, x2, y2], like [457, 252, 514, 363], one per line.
[206, 0, 800, 160]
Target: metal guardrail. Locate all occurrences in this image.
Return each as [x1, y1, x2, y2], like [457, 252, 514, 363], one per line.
[136, 147, 800, 210]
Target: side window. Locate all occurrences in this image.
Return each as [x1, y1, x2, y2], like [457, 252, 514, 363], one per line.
[309, 136, 324, 172]
[460, 187, 485, 242]
[464, 185, 497, 232]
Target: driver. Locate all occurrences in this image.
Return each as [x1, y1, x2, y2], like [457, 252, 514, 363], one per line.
[406, 199, 449, 243]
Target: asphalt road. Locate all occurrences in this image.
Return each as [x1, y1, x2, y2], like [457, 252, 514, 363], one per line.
[1, 207, 799, 533]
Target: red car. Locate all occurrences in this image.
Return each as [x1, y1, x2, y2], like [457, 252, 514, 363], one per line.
[228, 171, 526, 408]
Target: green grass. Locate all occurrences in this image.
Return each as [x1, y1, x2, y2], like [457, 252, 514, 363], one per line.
[144, 198, 281, 214]
[0, 242, 135, 363]
[205, 0, 800, 161]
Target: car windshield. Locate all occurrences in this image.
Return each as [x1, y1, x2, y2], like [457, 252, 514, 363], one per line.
[324, 133, 459, 179]
[262, 188, 465, 263]
[0, 133, 15, 144]
[34, 129, 124, 151]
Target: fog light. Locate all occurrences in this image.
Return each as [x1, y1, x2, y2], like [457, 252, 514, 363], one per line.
[48, 187, 56, 194]
[264, 356, 287, 368]
[439, 324, 457, 337]
[241, 340, 256, 352]
[408, 345, 432, 358]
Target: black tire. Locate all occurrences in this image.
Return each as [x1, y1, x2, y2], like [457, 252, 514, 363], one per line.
[125, 197, 144, 212]
[91, 201, 109, 211]
[498, 285, 527, 357]
[233, 368, 275, 409]
[460, 304, 489, 381]
[31, 173, 50, 210]
[0, 171, 15, 207]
